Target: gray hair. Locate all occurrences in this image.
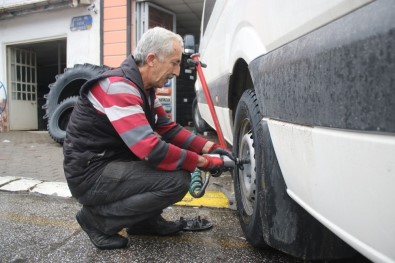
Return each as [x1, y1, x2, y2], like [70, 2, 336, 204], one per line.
[134, 27, 183, 66]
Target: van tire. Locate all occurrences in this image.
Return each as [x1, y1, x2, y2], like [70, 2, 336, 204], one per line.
[233, 89, 267, 248]
[234, 90, 356, 259]
[47, 96, 78, 144]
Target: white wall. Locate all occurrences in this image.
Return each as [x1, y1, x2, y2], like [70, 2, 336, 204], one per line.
[0, 3, 100, 87]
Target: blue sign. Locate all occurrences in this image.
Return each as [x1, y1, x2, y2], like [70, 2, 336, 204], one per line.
[70, 15, 93, 31]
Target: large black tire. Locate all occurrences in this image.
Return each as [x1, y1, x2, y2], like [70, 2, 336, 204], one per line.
[192, 98, 211, 133]
[233, 90, 355, 259]
[233, 89, 267, 248]
[43, 63, 109, 120]
[47, 96, 78, 144]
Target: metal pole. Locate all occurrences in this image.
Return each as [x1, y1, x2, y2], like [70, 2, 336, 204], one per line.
[191, 54, 226, 148]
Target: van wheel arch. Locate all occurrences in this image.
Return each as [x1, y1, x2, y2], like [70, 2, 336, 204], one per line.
[229, 59, 253, 121]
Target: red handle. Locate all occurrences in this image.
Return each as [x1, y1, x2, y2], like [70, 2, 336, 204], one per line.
[191, 54, 227, 148]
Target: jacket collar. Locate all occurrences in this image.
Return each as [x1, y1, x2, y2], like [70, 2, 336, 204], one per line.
[120, 55, 144, 91]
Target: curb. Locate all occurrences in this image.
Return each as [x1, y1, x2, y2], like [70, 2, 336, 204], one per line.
[0, 176, 71, 198]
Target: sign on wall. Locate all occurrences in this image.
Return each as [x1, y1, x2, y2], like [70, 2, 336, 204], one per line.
[70, 15, 92, 31]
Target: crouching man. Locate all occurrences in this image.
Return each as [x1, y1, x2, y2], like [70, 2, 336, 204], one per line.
[63, 27, 232, 250]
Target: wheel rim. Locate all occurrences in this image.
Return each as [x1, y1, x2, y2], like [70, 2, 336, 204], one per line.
[238, 118, 257, 216]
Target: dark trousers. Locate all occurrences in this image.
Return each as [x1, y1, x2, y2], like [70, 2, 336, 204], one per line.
[77, 160, 191, 235]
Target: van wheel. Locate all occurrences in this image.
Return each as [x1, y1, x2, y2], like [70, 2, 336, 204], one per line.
[234, 90, 356, 259]
[47, 96, 78, 144]
[233, 89, 266, 247]
[192, 98, 210, 133]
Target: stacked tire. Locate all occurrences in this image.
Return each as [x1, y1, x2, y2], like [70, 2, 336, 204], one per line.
[175, 54, 197, 126]
[43, 63, 110, 144]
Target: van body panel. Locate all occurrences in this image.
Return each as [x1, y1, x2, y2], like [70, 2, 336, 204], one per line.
[269, 120, 395, 263]
[197, 0, 375, 141]
[250, 0, 395, 133]
[199, 0, 372, 83]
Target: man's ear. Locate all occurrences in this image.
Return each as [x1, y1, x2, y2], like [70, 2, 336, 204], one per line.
[146, 53, 156, 66]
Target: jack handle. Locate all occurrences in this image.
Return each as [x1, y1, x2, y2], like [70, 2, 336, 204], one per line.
[188, 53, 227, 148]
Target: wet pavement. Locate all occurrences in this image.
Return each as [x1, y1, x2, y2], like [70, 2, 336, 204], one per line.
[0, 191, 300, 263]
[0, 130, 279, 262]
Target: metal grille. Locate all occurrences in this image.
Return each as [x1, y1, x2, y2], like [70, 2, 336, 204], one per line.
[9, 48, 37, 102]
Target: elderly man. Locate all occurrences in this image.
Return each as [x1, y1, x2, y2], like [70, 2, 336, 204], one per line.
[63, 27, 232, 250]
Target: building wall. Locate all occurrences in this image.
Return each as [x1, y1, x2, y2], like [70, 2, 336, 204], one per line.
[0, 4, 100, 131]
[102, 0, 129, 67]
[0, 5, 101, 83]
[66, 5, 101, 67]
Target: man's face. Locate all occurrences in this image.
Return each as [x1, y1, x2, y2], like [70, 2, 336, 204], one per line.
[151, 40, 182, 88]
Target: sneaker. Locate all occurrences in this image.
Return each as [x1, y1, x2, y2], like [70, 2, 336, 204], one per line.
[127, 215, 183, 236]
[76, 210, 128, 250]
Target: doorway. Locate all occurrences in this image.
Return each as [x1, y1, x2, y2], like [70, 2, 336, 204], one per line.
[7, 39, 66, 130]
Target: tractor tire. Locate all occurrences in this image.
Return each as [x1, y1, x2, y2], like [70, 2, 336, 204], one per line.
[47, 96, 78, 144]
[43, 63, 109, 120]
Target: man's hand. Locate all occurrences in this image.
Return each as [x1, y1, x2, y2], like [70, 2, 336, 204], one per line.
[199, 154, 224, 171]
[209, 144, 235, 161]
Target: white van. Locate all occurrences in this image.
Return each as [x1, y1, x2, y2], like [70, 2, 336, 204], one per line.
[193, 0, 395, 261]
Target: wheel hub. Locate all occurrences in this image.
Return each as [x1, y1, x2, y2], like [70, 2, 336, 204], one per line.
[238, 129, 257, 216]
